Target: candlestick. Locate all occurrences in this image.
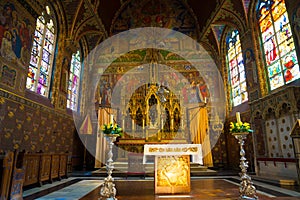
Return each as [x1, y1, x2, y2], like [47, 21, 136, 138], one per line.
[236, 112, 241, 123]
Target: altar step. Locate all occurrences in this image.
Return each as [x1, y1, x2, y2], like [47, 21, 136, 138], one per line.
[91, 162, 217, 177]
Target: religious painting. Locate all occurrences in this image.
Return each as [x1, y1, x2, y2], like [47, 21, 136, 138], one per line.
[0, 1, 33, 67]
[244, 48, 258, 88]
[155, 155, 190, 194]
[99, 75, 112, 107]
[1, 64, 16, 88]
[111, 0, 197, 38]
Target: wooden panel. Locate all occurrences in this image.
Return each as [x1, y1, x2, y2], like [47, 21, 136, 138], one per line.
[59, 154, 67, 178]
[0, 151, 14, 200]
[23, 154, 40, 186]
[39, 154, 51, 183]
[9, 152, 25, 200]
[50, 155, 60, 181]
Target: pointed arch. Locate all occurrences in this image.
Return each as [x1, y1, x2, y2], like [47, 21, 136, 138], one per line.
[26, 4, 58, 97]
[255, 0, 300, 91]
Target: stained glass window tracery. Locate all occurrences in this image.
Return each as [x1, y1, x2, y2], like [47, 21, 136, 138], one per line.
[226, 30, 248, 107]
[67, 50, 82, 111]
[257, 0, 299, 91]
[26, 6, 56, 97]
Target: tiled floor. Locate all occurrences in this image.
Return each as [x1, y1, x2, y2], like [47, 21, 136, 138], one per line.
[23, 176, 300, 200]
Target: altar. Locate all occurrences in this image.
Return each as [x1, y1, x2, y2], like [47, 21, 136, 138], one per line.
[144, 144, 202, 194]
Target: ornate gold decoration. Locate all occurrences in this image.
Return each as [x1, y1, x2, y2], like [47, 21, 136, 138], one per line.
[155, 155, 190, 194]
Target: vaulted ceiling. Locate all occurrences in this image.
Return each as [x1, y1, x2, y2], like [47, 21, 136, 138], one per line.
[56, 0, 246, 56]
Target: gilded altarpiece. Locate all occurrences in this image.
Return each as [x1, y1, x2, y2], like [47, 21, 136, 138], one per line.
[156, 155, 190, 194]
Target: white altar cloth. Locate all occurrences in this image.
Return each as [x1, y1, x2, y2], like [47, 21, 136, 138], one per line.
[143, 144, 203, 164]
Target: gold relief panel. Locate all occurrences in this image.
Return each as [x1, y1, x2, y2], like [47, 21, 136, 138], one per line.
[155, 155, 190, 194]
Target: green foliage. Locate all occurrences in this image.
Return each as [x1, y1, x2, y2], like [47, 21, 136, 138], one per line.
[102, 123, 123, 136]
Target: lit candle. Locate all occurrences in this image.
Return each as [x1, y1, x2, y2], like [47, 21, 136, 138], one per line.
[236, 112, 241, 123]
[132, 119, 135, 130]
[142, 119, 145, 129]
[110, 114, 114, 125]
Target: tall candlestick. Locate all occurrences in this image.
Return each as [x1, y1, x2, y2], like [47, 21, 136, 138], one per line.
[110, 114, 114, 125]
[236, 112, 241, 123]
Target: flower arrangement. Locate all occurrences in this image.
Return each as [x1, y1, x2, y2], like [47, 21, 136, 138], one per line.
[229, 121, 253, 133]
[230, 112, 253, 133]
[102, 123, 122, 136]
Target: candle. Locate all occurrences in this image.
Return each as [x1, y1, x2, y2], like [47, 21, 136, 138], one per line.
[236, 112, 241, 123]
[142, 119, 145, 129]
[204, 97, 207, 104]
[132, 119, 135, 130]
[110, 114, 114, 125]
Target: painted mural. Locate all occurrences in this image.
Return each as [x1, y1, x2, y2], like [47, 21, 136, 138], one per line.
[0, 1, 33, 67]
[111, 0, 198, 38]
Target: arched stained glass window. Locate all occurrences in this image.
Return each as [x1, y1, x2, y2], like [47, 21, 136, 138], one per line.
[26, 6, 56, 97]
[67, 50, 82, 111]
[257, 0, 299, 90]
[226, 30, 248, 106]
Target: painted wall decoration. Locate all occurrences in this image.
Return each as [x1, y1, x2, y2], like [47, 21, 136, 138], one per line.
[244, 48, 258, 88]
[0, 89, 74, 153]
[0, 1, 33, 67]
[211, 25, 225, 44]
[1, 64, 16, 87]
[111, 0, 197, 38]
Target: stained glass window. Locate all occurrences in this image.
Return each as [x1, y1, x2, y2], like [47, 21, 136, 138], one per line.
[257, 0, 299, 90]
[226, 30, 248, 107]
[67, 51, 82, 111]
[26, 6, 56, 97]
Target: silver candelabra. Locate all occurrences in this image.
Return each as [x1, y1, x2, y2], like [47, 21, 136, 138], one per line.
[232, 132, 258, 200]
[99, 134, 119, 200]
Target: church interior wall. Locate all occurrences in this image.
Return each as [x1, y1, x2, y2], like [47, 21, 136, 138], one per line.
[0, 0, 300, 183]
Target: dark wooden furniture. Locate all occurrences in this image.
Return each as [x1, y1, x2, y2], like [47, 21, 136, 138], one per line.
[0, 151, 14, 200]
[9, 151, 25, 200]
[126, 153, 146, 179]
[23, 152, 68, 187]
[39, 154, 51, 185]
[23, 153, 40, 187]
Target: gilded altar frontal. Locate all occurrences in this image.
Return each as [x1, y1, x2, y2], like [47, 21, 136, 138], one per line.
[155, 155, 191, 194]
